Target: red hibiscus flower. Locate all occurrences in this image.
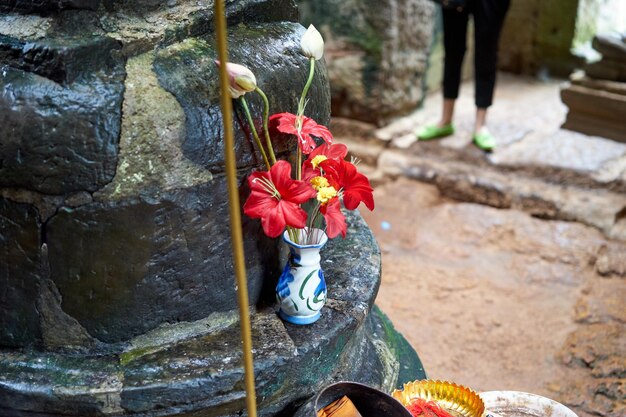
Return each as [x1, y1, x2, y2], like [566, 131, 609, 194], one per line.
[302, 143, 348, 180]
[320, 159, 375, 211]
[308, 143, 348, 160]
[269, 112, 333, 154]
[243, 160, 317, 238]
[320, 197, 347, 239]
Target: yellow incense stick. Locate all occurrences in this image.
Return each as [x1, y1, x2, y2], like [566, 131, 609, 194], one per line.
[214, 1, 258, 416]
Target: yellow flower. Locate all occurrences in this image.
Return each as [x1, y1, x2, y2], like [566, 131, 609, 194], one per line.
[316, 186, 337, 204]
[310, 175, 330, 190]
[311, 155, 328, 169]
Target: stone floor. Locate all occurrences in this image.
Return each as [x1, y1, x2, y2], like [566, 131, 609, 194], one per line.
[333, 73, 626, 417]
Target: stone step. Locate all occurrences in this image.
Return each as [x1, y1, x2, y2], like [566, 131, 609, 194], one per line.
[561, 84, 626, 143]
[571, 74, 626, 96]
[585, 58, 626, 82]
[376, 149, 626, 241]
[0, 212, 426, 416]
[592, 34, 626, 62]
[339, 125, 626, 197]
[292, 306, 425, 417]
[562, 111, 626, 144]
[561, 84, 626, 124]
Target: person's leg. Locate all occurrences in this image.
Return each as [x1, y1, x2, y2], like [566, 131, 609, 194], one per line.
[472, 106, 495, 150]
[417, 7, 469, 140]
[440, 7, 470, 127]
[475, 107, 487, 133]
[440, 98, 456, 127]
[473, 0, 510, 134]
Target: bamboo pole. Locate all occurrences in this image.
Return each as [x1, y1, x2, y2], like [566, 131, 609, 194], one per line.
[214, 1, 258, 416]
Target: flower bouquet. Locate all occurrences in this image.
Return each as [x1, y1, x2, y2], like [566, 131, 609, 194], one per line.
[217, 25, 374, 324]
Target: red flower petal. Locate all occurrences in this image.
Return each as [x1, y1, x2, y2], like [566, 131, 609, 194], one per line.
[243, 190, 277, 218]
[269, 161, 316, 203]
[280, 200, 309, 229]
[342, 171, 374, 211]
[261, 203, 288, 238]
[269, 112, 334, 155]
[302, 143, 349, 180]
[320, 160, 374, 211]
[307, 143, 348, 160]
[297, 130, 317, 155]
[301, 117, 333, 145]
[301, 165, 320, 183]
[267, 160, 292, 193]
[269, 113, 297, 135]
[243, 161, 316, 238]
[321, 197, 347, 239]
[270, 113, 298, 136]
[285, 180, 318, 203]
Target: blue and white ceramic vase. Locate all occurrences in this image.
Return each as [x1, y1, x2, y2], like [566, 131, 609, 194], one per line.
[276, 228, 328, 325]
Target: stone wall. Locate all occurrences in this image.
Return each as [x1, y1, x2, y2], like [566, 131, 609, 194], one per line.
[0, 211, 426, 416]
[298, 0, 436, 126]
[0, 0, 331, 349]
[498, 0, 581, 76]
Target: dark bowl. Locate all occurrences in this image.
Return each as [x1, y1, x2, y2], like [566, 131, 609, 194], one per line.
[314, 381, 413, 417]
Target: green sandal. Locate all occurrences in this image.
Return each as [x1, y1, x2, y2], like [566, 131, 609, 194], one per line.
[472, 128, 496, 151]
[416, 123, 455, 140]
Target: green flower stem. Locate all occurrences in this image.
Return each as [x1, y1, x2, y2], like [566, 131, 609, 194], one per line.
[286, 226, 299, 245]
[309, 205, 321, 229]
[239, 97, 270, 170]
[296, 58, 316, 181]
[298, 58, 316, 116]
[296, 148, 302, 181]
[307, 204, 322, 244]
[254, 87, 277, 165]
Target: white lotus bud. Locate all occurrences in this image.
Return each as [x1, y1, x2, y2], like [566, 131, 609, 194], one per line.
[215, 60, 257, 98]
[300, 24, 324, 60]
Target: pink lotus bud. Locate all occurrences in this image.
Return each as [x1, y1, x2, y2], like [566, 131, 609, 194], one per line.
[300, 24, 324, 60]
[214, 60, 257, 98]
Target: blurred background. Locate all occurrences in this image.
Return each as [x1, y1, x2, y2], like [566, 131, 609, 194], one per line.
[298, 1, 626, 417]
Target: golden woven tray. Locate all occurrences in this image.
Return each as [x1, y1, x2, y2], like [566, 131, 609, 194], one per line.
[392, 380, 485, 417]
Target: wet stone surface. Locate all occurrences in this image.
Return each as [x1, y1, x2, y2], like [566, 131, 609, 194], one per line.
[0, 2, 422, 416]
[153, 22, 330, 173]
[0, 17, 331, 348]
[0, 0, 100, 13]
[46, 182, 278, 343]
[0, 47, 125, 195]
[490, 129, 626, 173]
[0, 34, 123, 85]
[0, 0, 299, 56]
[0, 198, 42, 347]
[0, 212, 425, 416]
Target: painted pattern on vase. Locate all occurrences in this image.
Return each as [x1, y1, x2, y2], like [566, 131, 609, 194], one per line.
[276, 228, 328, 325]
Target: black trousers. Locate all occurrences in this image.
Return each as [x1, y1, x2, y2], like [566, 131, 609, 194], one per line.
[442, 0, 510, 108]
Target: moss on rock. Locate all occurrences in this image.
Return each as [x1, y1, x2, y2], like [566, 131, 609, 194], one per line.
[96, 52, 213, 201]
